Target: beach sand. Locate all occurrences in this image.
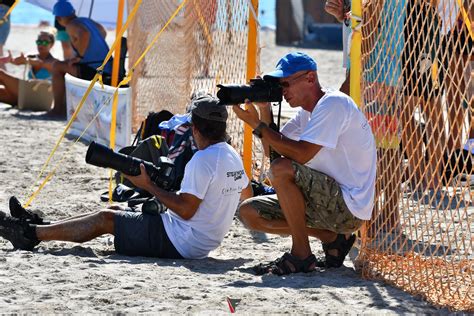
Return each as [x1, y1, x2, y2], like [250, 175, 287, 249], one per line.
[0, 25, 445, 313]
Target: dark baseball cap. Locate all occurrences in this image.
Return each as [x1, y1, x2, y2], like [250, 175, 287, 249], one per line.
[188, 96, 228, 123]
[263, 52, 317, 80]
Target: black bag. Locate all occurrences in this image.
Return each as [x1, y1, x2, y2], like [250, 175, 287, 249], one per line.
[443, 149, 473, 184]
[133, 110, 174, 146]
[115, 135, 170, 188]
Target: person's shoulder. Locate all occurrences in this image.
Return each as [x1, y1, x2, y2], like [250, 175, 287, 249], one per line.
[205, 143, 241, 162]
[67, 19, 86, 31]
[317, 90, 357, 113]
[318, 89, 347, 106]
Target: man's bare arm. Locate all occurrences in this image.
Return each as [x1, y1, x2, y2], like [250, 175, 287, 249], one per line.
[66, 21, 90, 57]
[258, 126, 321, 164]
[233, 103, 322, 164]
[93, 21, 107, 39]
[255, 102, 273, 157]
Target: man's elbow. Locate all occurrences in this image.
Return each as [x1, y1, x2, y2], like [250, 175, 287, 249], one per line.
[179, 207, 198, 220]
[293, 153, 313, 165]
[180, 213, 193, 220]
[293, 143, 320, 164]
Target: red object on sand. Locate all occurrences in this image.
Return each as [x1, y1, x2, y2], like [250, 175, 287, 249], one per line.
[226, 297, 241, 313]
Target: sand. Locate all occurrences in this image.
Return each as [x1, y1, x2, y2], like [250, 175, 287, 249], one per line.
[0, 25, 446, 313]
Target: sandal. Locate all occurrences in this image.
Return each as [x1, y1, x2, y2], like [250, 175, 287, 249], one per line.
[253, 252, 316, 276]
[315, 234, 356, 268]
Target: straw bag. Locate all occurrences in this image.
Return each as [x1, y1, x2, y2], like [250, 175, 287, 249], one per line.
[17, 63, 53, 111]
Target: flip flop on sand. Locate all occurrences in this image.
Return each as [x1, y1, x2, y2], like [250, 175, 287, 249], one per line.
[253, 252, 317, 276]
[100, 184, 142, 203]
[316, 233, 356, 268]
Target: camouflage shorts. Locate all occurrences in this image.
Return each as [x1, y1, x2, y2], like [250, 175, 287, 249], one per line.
[248, 162, 363, 233]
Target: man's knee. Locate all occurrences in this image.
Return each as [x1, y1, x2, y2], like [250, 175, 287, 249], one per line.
[96, 209, 116, 225]
[268, 158, 295, 183]
[238, 201, 259, 229]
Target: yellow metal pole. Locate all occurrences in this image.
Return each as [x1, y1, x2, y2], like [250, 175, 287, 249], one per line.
[350, 0, 367, 241]
[108, 0, 126, 202]
[456, 0, 473, 40]
[111, 0, 125, 87]
[350, 0, 362, 106]
[244, 0, 259, 177]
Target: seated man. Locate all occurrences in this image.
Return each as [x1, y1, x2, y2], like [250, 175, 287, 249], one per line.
[233, 52, 376, 275]
[50, 0, 114, 118]
[0, 96, 252, 260]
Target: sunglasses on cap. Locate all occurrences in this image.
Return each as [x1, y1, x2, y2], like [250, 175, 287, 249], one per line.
[36, 39, 51, 46]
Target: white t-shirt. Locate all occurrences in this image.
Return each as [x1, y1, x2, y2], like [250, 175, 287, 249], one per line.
[161, 142, 249, 259]
[281, 89, 376, 220]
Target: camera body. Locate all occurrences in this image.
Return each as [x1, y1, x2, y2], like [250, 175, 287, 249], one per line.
[85, 142, 176, 191]
[216, 78, 282, 105]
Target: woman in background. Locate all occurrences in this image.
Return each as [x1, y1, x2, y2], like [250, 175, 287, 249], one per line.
[0, 30, 57, 106]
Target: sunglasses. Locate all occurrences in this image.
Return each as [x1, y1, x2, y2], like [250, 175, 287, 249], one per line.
[279, 71, 310, 88]
[36, 40, 51, 46]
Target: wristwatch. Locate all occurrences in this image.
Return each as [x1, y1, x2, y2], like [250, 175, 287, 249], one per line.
[252, 122, 267, 138]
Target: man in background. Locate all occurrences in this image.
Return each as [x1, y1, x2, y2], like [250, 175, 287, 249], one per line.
[49, 0, 113, 118]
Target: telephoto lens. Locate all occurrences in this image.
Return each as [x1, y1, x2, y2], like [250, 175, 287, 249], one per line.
[217, 78, 282, 105]
[85, 142, 176, 190]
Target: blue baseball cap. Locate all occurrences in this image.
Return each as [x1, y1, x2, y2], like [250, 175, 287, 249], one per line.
[53, 0, 75, 17]
[264, 52, 317, 80]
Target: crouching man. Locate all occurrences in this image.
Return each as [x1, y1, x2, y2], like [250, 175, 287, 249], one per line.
[233, 52, 376, 275]
[0, 95, 252, 259]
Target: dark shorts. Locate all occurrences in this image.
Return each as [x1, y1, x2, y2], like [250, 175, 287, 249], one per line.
[114, 211, 183, 259]
[76, 63, 112, 85]
[77, 63, 99, 81]
[247, 162, 364, 234]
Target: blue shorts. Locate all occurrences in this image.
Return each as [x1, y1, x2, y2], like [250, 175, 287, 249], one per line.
[0, 5, 11, 45]
[114, 211, 183, 259]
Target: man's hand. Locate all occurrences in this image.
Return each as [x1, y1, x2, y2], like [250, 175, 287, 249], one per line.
[27, 57, 43, 67]
[123, 164, 154, 192]
[232, 99, 261, 129]
[11, 52, 27, 65]
[325, 0, 345, 22]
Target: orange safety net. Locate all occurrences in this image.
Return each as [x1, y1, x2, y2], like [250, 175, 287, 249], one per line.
[359, 0, 473, 311]
[126, 0, 261, 169]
